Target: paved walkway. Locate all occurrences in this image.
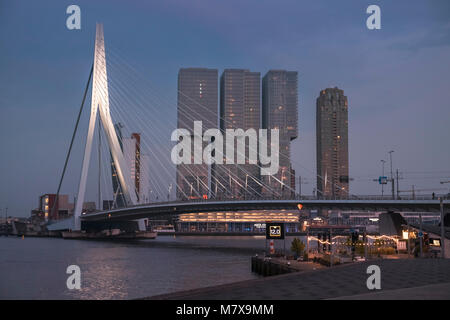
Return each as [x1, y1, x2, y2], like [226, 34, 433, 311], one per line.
[147, 259, 450, 300]
[331, 282, 450, 300]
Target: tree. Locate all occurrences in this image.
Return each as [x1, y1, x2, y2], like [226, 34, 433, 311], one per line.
[291, 238, 305, 257]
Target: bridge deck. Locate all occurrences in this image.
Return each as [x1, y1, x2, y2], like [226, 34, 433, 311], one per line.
[81, 199, 449, 221]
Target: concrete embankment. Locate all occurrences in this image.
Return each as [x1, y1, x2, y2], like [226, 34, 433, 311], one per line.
[251, 256, 299, 276]
[251, 256, 326, 276]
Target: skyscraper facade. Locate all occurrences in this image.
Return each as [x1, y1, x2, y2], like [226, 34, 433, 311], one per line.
[316, 87, 349, 198]
[177, 68, 218, 200]
[111, 127, 150, 206]
[262, 70, 298, 198]
[214, 69, 261, 199]
[122, 133, 151, 204]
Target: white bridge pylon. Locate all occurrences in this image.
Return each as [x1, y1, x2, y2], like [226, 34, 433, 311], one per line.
[74, 24, 137, 230]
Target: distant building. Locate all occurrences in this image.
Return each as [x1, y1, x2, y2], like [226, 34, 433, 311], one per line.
[111, 127, 151, 206]
[176, 209, 301, 233]
[290, 166, 296, 194]
[36, 194, 72, 221]
[122, 133, 151, 204]
[32, 194, 95, 221]
[213, 69, 261, 199]
[316, 87, 349, 198]
[262, 70, 298, 198]
[177, 68, 218, 200]
[408, 221, 450, 258]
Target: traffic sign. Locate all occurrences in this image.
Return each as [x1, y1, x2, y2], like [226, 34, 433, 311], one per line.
[378, 176, 388, 185]
[418, 231, 423, 238]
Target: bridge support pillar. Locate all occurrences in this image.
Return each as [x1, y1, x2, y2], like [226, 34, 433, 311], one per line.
[73, 24, 137, 230]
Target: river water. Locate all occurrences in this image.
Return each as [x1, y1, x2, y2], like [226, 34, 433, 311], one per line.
[0, 235, 291, 299]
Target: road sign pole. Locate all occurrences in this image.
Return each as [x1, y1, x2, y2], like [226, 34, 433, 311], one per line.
[419, 213, 423, 258]
[389, 151, 395, 200]
[381, 160, 386, 197]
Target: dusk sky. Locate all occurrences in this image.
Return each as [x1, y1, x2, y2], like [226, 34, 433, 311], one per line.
[1, 0, 450, 217]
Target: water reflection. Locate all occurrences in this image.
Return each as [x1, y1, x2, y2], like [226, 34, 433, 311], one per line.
[0, 236, 265, 299]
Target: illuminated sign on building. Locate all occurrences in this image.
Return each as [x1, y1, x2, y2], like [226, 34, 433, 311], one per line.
[266, 223, 285, 240]
[430, 238, 441, 247]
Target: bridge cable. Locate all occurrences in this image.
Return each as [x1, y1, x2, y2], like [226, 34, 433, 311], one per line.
[51, 65, 94, 219]
[102, 54, 274, 199]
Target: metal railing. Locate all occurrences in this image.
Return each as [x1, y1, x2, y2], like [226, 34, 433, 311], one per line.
[115, 193, 450, 210]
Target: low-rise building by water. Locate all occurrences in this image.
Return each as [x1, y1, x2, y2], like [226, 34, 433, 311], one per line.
[176, 209, 301, 233]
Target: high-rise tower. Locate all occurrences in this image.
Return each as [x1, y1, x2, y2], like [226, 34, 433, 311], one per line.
[316, 87, 349, 198]
[177, 68, 218, 200]
[214, 69, 261, 198]
[262, 70, 298, 198]
[111, 128, 150, 206]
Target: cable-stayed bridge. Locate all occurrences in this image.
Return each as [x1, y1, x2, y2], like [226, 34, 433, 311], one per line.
[49, 24, 448, 233]
[82, 198, 446, 223]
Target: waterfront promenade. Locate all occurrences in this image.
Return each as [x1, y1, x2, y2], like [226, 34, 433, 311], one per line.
[148, 259, 450, 300]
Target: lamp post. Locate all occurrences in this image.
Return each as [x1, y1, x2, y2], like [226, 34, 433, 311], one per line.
[330, 228, 333, 267]
[388, 150, 395, 199]
[440, 198, 445, 258]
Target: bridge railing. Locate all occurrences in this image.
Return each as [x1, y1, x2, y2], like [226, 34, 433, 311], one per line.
[120, 193, 449, 210]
